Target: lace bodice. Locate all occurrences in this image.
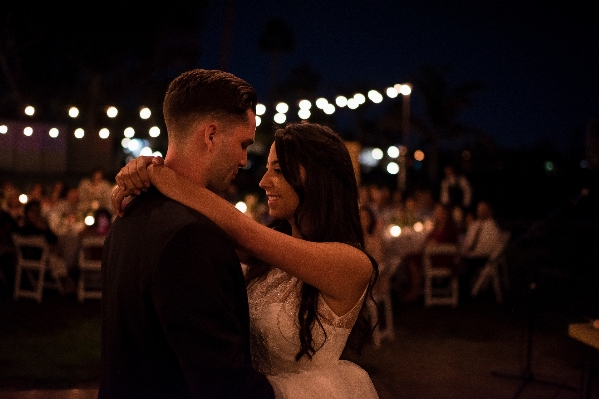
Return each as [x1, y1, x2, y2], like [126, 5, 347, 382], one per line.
[247, 268, 364, 375]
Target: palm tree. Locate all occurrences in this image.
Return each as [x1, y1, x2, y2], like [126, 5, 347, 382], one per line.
[258, 17, 295, 100]
[409, 64, 485, 183]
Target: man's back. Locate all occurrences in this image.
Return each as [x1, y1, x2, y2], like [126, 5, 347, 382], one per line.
[100, 187, 273, 399]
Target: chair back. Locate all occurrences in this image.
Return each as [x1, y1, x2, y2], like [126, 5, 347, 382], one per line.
[12, 234, 49, 269]
[78, 235, 105, 270]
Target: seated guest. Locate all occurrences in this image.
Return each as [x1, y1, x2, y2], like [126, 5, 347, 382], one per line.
[400, 203, 459, 302]
[459, 200, 503, 297]
[460, 200, 502, 268]
[19, 200, 75, 293]
[78, 168, 114, 214]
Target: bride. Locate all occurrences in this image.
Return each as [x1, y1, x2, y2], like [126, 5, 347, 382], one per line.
[114, 122, 380, 398]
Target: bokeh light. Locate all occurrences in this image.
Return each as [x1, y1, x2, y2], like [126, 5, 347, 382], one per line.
[256, 103, 266, 115]
[106, 106, 118, 118]
[149, 126, 160, 137]
[274, 113, 286, 124]
[124, 127, 135, 138]
[387, 146, 400, 158]
[139, 107, 151, 119]
[387, 162, 399, 174]
[335, 96, 348, 107]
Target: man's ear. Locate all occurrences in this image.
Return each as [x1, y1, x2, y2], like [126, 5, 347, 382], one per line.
[204, 123, 218, 147]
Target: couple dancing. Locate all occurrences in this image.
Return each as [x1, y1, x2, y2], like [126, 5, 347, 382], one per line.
[100, 69, 380, 398]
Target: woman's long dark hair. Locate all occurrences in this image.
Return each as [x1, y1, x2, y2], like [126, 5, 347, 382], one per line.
[246, 122, 379, 361]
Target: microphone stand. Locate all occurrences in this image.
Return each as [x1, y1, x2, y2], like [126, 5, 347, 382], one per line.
[490, 189, 590, 398]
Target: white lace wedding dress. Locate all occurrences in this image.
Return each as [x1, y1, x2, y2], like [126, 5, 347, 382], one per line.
[247, 267, 379, 399]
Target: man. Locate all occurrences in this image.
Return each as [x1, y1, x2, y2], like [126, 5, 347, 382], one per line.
[100, 69, 274, 399]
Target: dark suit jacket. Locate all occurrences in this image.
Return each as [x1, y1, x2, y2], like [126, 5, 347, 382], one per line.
[99, 187, 273, 399]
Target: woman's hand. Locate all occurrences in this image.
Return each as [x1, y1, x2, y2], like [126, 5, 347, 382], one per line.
[112, 156, 164, 216]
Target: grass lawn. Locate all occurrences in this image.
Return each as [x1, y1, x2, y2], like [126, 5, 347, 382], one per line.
[0, 295, 101, 389]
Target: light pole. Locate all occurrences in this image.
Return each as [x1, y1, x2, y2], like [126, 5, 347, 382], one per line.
[395, 83, 412, 194]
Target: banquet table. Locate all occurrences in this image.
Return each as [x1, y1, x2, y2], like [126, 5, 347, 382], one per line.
[568, 322, 599, 399]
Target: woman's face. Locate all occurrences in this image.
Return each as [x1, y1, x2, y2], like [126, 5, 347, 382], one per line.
[259, 143, 300, 224]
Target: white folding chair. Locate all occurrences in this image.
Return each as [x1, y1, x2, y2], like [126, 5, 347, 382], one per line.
[423, 243, 460, 307]
[470, 231, 511, 303]
[12, 233, 64, 302]
[371, 256, 401, 347]
[77, 235, 105, 302]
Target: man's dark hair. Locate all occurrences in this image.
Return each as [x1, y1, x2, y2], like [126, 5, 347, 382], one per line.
[163, 69, 257, 140]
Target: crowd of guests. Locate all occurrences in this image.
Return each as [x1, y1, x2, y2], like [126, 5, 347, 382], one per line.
[357, 164, 505, 304]
[1, 161, 504, 304]
[0, 168, 115, 296]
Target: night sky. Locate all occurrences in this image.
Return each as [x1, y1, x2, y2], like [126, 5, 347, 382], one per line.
[198, 0, 598, 151]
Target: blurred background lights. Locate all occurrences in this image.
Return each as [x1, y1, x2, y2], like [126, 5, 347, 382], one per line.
[127, 139, 141, 152]
[152, 151, 163, 157]
[149, 126, 160, 137]
[395, 83, 412, 95]
[49, 128, 59, 138]
[358, 147, 379, 167]
[106, 106, 118, 118]
[0, 125, 7, 134]
[235, 201, 248, 213]
[139, 107, 151, 119]
[85, 215, 95, 226]
[389, 225, 402, 237]
[256, 103, 266, 115]
[274, 113, 286, 124]
[323, 103, 335, 115]
[386, 87, 398, 98]
[25, 106, 35, 116]
[353, 93, 365, 104]
[335, 96, 348, 107]
[275, 102, 289, 113]
[124, 127, 135, 138]
[414, 150, 425, 161]
[99, 128, 110, 139]
[387, 146, 400, 158]
[371, 148, 383, 160]
[544, 161, 555, 172]
[347, 98, 358, 109]
[298, 109, 311, 119]
[315, 98, 328, 109]
[68, 107, 79, 118]
[387, 162, 399, 174]
[367, 90, 383, 103]
[140, 146, 153, 156]
[121, 138, 131, 148]
[413, 222, 424, 233]
[74, 128, 84, 138]
[19, 194, 28, 204]
[24, 127, 33, 136]
[256, 115, 262, 126]
[298, 99, 311, 109]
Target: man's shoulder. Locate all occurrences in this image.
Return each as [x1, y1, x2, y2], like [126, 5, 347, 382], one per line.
[126, 187, 222, 231]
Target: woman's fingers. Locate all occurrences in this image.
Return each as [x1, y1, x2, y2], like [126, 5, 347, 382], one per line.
[111, 185, 132, 217]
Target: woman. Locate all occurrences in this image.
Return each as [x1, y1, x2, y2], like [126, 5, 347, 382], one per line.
[115, 122, 380, 398]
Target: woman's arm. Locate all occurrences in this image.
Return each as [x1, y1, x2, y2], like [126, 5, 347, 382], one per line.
[148, 164, 372, 312]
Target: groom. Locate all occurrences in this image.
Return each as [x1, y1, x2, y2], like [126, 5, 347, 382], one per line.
[99, 69, 274, 399]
